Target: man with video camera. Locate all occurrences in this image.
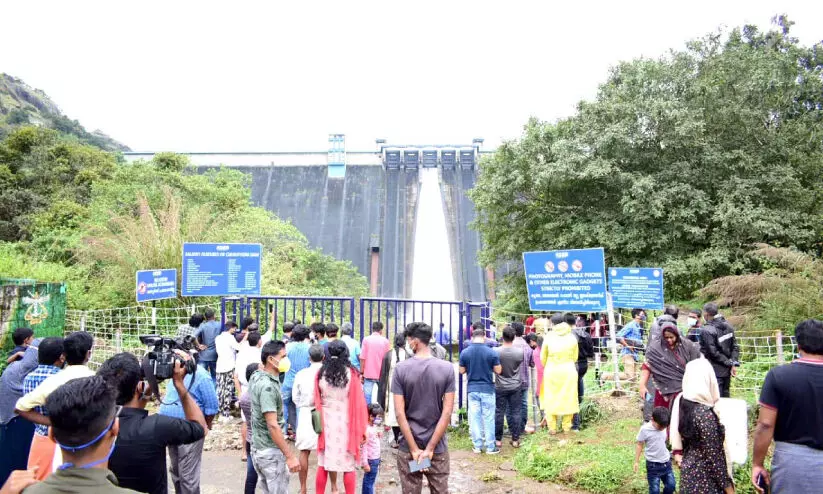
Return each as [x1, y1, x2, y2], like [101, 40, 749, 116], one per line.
[98, 351, 207, 494]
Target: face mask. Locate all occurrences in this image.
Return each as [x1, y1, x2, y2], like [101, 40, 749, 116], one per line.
[405, 342, 414, 354]
[373, 417, 383, 426]
[276, 356, 291, 374]
[687, 317, 698, 328]
[57, 413, 118, 470]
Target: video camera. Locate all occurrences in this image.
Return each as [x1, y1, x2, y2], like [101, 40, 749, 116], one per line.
[139, 334, 199, 381]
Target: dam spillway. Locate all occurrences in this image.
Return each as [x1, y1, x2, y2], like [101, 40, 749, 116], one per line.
[124, 141, 490, 302]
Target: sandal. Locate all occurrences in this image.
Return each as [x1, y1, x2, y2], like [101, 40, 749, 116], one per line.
[511, 440, 520, 448]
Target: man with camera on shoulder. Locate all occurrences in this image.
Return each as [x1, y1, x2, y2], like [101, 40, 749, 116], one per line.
[97, 351, 208, 494]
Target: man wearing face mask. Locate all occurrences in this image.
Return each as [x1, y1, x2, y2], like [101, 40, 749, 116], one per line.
[686, 309, 703, 343]
[249, 341, 301, 494]
[392, 322, 455, 494]
[22, 375, 139, 493]
[97, 352, 207, 494]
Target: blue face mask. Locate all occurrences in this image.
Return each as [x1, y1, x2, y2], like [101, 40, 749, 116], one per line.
[57, 406, 120, 470]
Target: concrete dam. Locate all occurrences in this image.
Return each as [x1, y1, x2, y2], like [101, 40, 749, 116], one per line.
[125, 139, 491, 302]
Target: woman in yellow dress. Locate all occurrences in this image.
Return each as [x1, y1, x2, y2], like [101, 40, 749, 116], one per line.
[538, 313, 580, 433]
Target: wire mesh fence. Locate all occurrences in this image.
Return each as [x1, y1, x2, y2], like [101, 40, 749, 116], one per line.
[65, 301, 796, 408]
[483, 307, 796, 402]
[65, 304, 212, 368]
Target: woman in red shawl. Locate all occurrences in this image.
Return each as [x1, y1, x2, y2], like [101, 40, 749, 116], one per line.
[314, 340, 368, 494]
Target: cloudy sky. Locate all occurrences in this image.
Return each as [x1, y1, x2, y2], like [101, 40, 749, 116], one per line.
[3, 1, 821, 152]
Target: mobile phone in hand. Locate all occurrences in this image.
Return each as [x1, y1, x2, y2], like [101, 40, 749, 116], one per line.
[756, 474, 770, 494]
[408, 457, 432, 473]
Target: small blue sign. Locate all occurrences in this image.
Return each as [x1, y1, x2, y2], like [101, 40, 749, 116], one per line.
[182, 243, 262, 297]
[136, 269, 177, 303]
[523, 248, 607, 312]
[608, 267, 664, 310]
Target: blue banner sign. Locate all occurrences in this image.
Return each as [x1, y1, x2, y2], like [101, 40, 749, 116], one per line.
[523, 248, 607, 312]
[135, 269, 177, 303]
[608, 267, 664, 310]
[182, 243, 262, 297]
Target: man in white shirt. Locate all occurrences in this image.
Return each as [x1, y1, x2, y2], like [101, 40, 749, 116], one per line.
[292, 344, 324, 494]
[215, 322, 246, 419]
[234, 331, 263, 396]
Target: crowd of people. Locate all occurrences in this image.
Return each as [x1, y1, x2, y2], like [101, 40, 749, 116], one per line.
[1, 303, 821, 494]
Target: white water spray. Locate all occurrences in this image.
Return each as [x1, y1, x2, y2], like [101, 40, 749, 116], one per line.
[407, 168, 458, 340]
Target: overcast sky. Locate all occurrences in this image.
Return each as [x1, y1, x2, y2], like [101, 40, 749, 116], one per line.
[3, 1, 821, 152]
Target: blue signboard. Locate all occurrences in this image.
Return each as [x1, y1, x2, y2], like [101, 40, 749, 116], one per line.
[608, 267, 664, 310]
[136, 269, 177, 303]
[523, 248, 607, 312]
[182, 243, 262, 297]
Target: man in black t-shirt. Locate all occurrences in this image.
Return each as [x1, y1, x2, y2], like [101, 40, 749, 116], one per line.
[752, 319, 823, 493]
[98, 353, 207, 494]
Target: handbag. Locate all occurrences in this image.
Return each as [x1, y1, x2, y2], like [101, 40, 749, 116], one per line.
[311, 408, 322, 435]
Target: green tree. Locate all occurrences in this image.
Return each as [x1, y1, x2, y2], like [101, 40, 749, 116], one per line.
[471, 17, 823, 310]
[0, 126, 116, 242]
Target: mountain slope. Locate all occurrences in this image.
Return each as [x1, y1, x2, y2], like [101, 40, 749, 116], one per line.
[0, 73, 129, 151]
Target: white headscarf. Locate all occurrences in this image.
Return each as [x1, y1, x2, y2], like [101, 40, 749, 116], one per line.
[669, 358, 720, 452]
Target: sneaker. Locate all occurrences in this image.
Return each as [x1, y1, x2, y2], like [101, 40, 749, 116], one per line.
[486, 447, 501, 455]
[571, 428, 580, 433]
[472, 448, 482, 454]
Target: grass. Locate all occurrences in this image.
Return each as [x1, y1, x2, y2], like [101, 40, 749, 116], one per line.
[449, 396, 763, 494]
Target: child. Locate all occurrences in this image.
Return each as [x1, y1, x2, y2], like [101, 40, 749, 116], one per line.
[7, 327, 34, 364]
[361, 403, 383, 494]
[634, 407, 676, 494]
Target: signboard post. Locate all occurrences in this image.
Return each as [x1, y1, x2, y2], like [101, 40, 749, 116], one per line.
[135, 269, 177, 303]
[522, 248, 607, 312]
[182, 243, 262, 297]
[608, 267, 664, 310]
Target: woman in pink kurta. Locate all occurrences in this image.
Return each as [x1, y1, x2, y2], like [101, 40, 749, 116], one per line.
[315, 340, 368, 494]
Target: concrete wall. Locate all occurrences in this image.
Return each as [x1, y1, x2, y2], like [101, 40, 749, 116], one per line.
[138, 150, 488, 300]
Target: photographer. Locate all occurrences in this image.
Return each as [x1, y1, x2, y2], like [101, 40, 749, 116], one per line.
[98, 352, 207, 494]
[158, 350, 218, 494]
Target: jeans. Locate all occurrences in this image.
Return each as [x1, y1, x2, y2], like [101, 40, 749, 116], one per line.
[467, 392, 496, 451]
[244, 441, 257, 494]
[495, 388, 522, 441]
[363, 378, 378, 404]
[520, 387, 529, 428]
[646, 460, 675, 494]
[0, 416, 34, 486]
[362, 458, 380, 494]
[281, 388, 296, 435]
[572, 363, 588, 430]
[198, 360, 217, 385]
[717, 375, 731, 398]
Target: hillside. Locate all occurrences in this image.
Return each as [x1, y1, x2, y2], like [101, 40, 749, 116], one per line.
[0, 73, 129, 151]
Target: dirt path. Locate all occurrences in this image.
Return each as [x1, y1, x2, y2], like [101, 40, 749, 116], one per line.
[195, 443, 580, 493]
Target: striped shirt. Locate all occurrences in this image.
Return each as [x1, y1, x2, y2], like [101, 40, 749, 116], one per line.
[22, 365, 62, 435]
[282, 342, 311, 392]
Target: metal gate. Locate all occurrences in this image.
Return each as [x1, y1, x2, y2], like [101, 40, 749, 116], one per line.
[221, 296, 356, 340]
